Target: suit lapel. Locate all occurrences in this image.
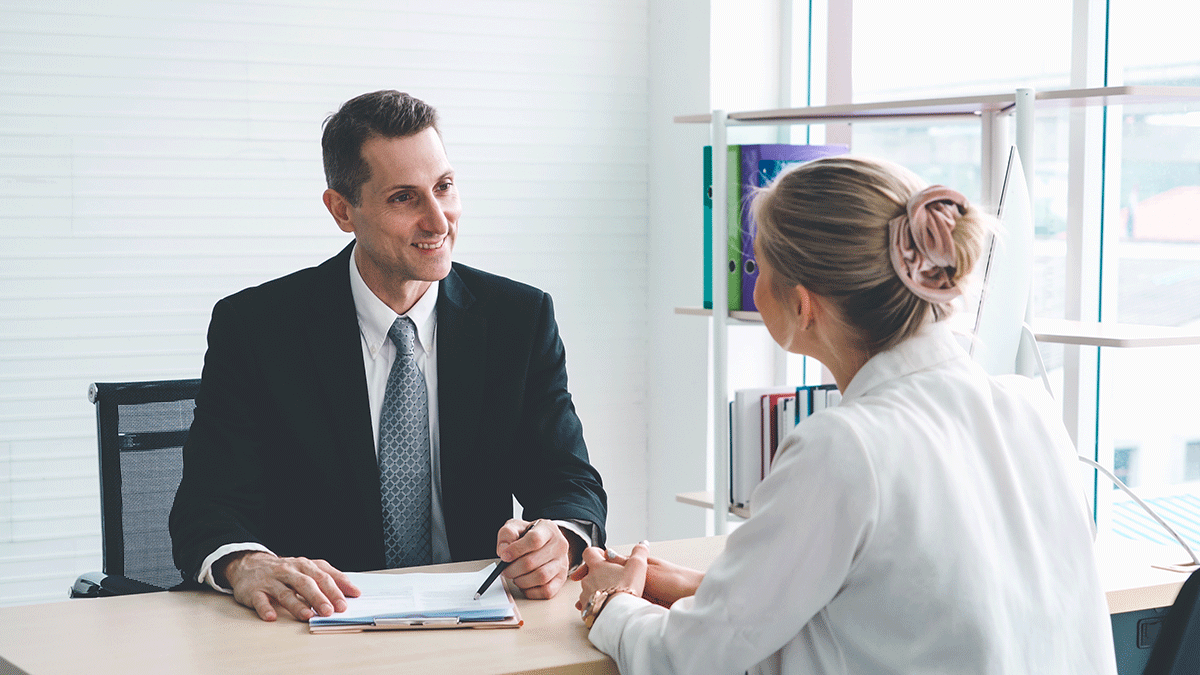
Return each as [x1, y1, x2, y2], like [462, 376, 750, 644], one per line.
[437, 266, 486, 554]
[303, 243, 384, 557]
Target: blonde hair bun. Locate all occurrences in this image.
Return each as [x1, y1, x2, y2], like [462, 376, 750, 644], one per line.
[751, 156, 993, 354]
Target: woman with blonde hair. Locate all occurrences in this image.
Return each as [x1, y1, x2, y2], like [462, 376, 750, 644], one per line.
[573, 156, 1117, 674]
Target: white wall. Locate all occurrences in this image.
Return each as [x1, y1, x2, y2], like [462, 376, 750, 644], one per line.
[646, 1, 711, 539]
[0, 0, 651, 606]
[644, 0, 793, 541]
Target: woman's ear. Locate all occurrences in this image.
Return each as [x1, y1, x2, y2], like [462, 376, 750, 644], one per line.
[794, 284, 816, 330]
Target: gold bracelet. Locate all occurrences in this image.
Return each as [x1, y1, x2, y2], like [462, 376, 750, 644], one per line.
[581, 586, 638, 629]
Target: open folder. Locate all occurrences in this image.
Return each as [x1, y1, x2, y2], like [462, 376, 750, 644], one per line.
[309, 563, 522, 633]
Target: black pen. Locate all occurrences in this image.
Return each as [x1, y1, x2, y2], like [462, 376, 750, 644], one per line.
[473, 520, 540, 600]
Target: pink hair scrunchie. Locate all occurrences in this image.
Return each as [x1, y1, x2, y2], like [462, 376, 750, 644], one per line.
[888, 185, 969, 304]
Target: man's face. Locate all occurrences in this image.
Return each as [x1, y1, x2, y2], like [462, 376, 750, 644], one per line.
[335, 128, 461, 289]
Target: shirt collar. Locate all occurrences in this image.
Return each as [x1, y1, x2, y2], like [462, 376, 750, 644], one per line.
[840, 321, 968, 403]
[348, 244, 438, 358]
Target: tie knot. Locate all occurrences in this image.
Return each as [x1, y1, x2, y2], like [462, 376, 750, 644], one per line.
[388, 317, 417, 356]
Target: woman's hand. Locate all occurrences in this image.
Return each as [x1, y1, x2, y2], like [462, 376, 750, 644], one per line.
[573, 548, 705, 609]
[572, 542, 650, 611]
[641, 555, 705, 607]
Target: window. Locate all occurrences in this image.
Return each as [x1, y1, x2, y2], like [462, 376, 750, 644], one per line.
[852, 0, 1072, 103]
[847, 0, 1200, 548]
[1096, 0, 1200, 544]
[1113, 446, 1139, 489]
[1186, 441, 1200, 482]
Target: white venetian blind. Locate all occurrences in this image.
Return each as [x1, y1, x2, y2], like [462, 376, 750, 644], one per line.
[0, 0, 649, 605]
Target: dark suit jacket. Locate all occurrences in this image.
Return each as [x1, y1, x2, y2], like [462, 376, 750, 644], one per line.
[169, 243, 607, 581]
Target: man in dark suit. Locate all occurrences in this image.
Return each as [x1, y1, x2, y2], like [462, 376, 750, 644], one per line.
[169, 90, 607, 622]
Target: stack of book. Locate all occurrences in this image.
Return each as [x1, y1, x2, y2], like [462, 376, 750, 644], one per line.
[703, 143, 848, 311]
[730, 384, 841, 508]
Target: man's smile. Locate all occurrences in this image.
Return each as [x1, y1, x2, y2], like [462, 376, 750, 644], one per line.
[414, 238, 446, 250]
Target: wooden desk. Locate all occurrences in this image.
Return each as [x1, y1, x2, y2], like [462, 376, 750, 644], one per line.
[0, 536, 726, 675]
[1097, 536, 1194, 614]
[0, 534, 1190, 674]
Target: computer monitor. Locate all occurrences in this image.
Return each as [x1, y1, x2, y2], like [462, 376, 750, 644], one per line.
[963, 147, 1035, 376]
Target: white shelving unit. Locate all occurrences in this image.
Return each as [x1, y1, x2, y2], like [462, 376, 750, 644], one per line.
[676, 85, 1200, 530]
[677, 307, 1200, 349]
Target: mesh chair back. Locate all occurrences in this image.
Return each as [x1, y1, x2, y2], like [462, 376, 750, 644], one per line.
[1144, 567, 1200, 675]
[90, 379, 201, 591]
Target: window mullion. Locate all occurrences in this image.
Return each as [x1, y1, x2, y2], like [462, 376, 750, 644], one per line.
[1065, 0, 1109, 523]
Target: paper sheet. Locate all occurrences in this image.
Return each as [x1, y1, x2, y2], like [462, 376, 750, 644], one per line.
[310, 563, 514, 626]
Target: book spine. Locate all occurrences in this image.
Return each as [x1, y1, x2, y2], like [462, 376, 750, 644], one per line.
[703, 145, 712, 309]
[739, 144, 762, 312]
[726, 144, 741, 311]
[730, 390, 761, 507]
[763, 392, 795, 477]
[729, 400, 739, 506]
[775, 397, 793, 460]
[739, 145, 848, 312]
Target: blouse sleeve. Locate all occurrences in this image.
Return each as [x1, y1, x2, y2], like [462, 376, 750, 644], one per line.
[588, 411, 881, 674]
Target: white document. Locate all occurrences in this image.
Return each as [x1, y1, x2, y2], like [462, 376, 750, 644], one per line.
[311, 563, 514, 627]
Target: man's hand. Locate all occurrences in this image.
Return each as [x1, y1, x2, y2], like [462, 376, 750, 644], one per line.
[495, 519, 574, 599]
[218, 551, 361, 622]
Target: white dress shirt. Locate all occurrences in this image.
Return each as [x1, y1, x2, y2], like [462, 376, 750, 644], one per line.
[198, 247, 591, 589]
[589, 322, 1117, 675]
[349, 254, 454, 564]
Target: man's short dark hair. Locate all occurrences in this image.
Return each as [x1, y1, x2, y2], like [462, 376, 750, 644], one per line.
[321, 90, 439, 206]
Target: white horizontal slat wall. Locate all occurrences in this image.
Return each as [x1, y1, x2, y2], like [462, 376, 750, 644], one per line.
[0, 0, 650, 606]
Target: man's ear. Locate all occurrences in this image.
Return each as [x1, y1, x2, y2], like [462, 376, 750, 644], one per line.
[323, 189, 355, 234]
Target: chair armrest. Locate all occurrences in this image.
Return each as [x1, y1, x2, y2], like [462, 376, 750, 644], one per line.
[70, 572, 166, 598]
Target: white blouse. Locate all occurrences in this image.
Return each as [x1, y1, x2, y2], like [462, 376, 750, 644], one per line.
[589, 322, 1117, 675]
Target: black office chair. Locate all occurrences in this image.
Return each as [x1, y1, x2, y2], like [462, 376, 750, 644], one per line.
[1143, 567, 1200, 674]
[71, 379, 201, 597]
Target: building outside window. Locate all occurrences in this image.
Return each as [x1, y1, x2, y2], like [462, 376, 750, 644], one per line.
[1113, 446, 1139, 489]
[1185, 441, 1200, 482]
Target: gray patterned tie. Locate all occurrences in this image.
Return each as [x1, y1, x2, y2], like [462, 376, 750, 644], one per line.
[378, 316, 432, 568]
